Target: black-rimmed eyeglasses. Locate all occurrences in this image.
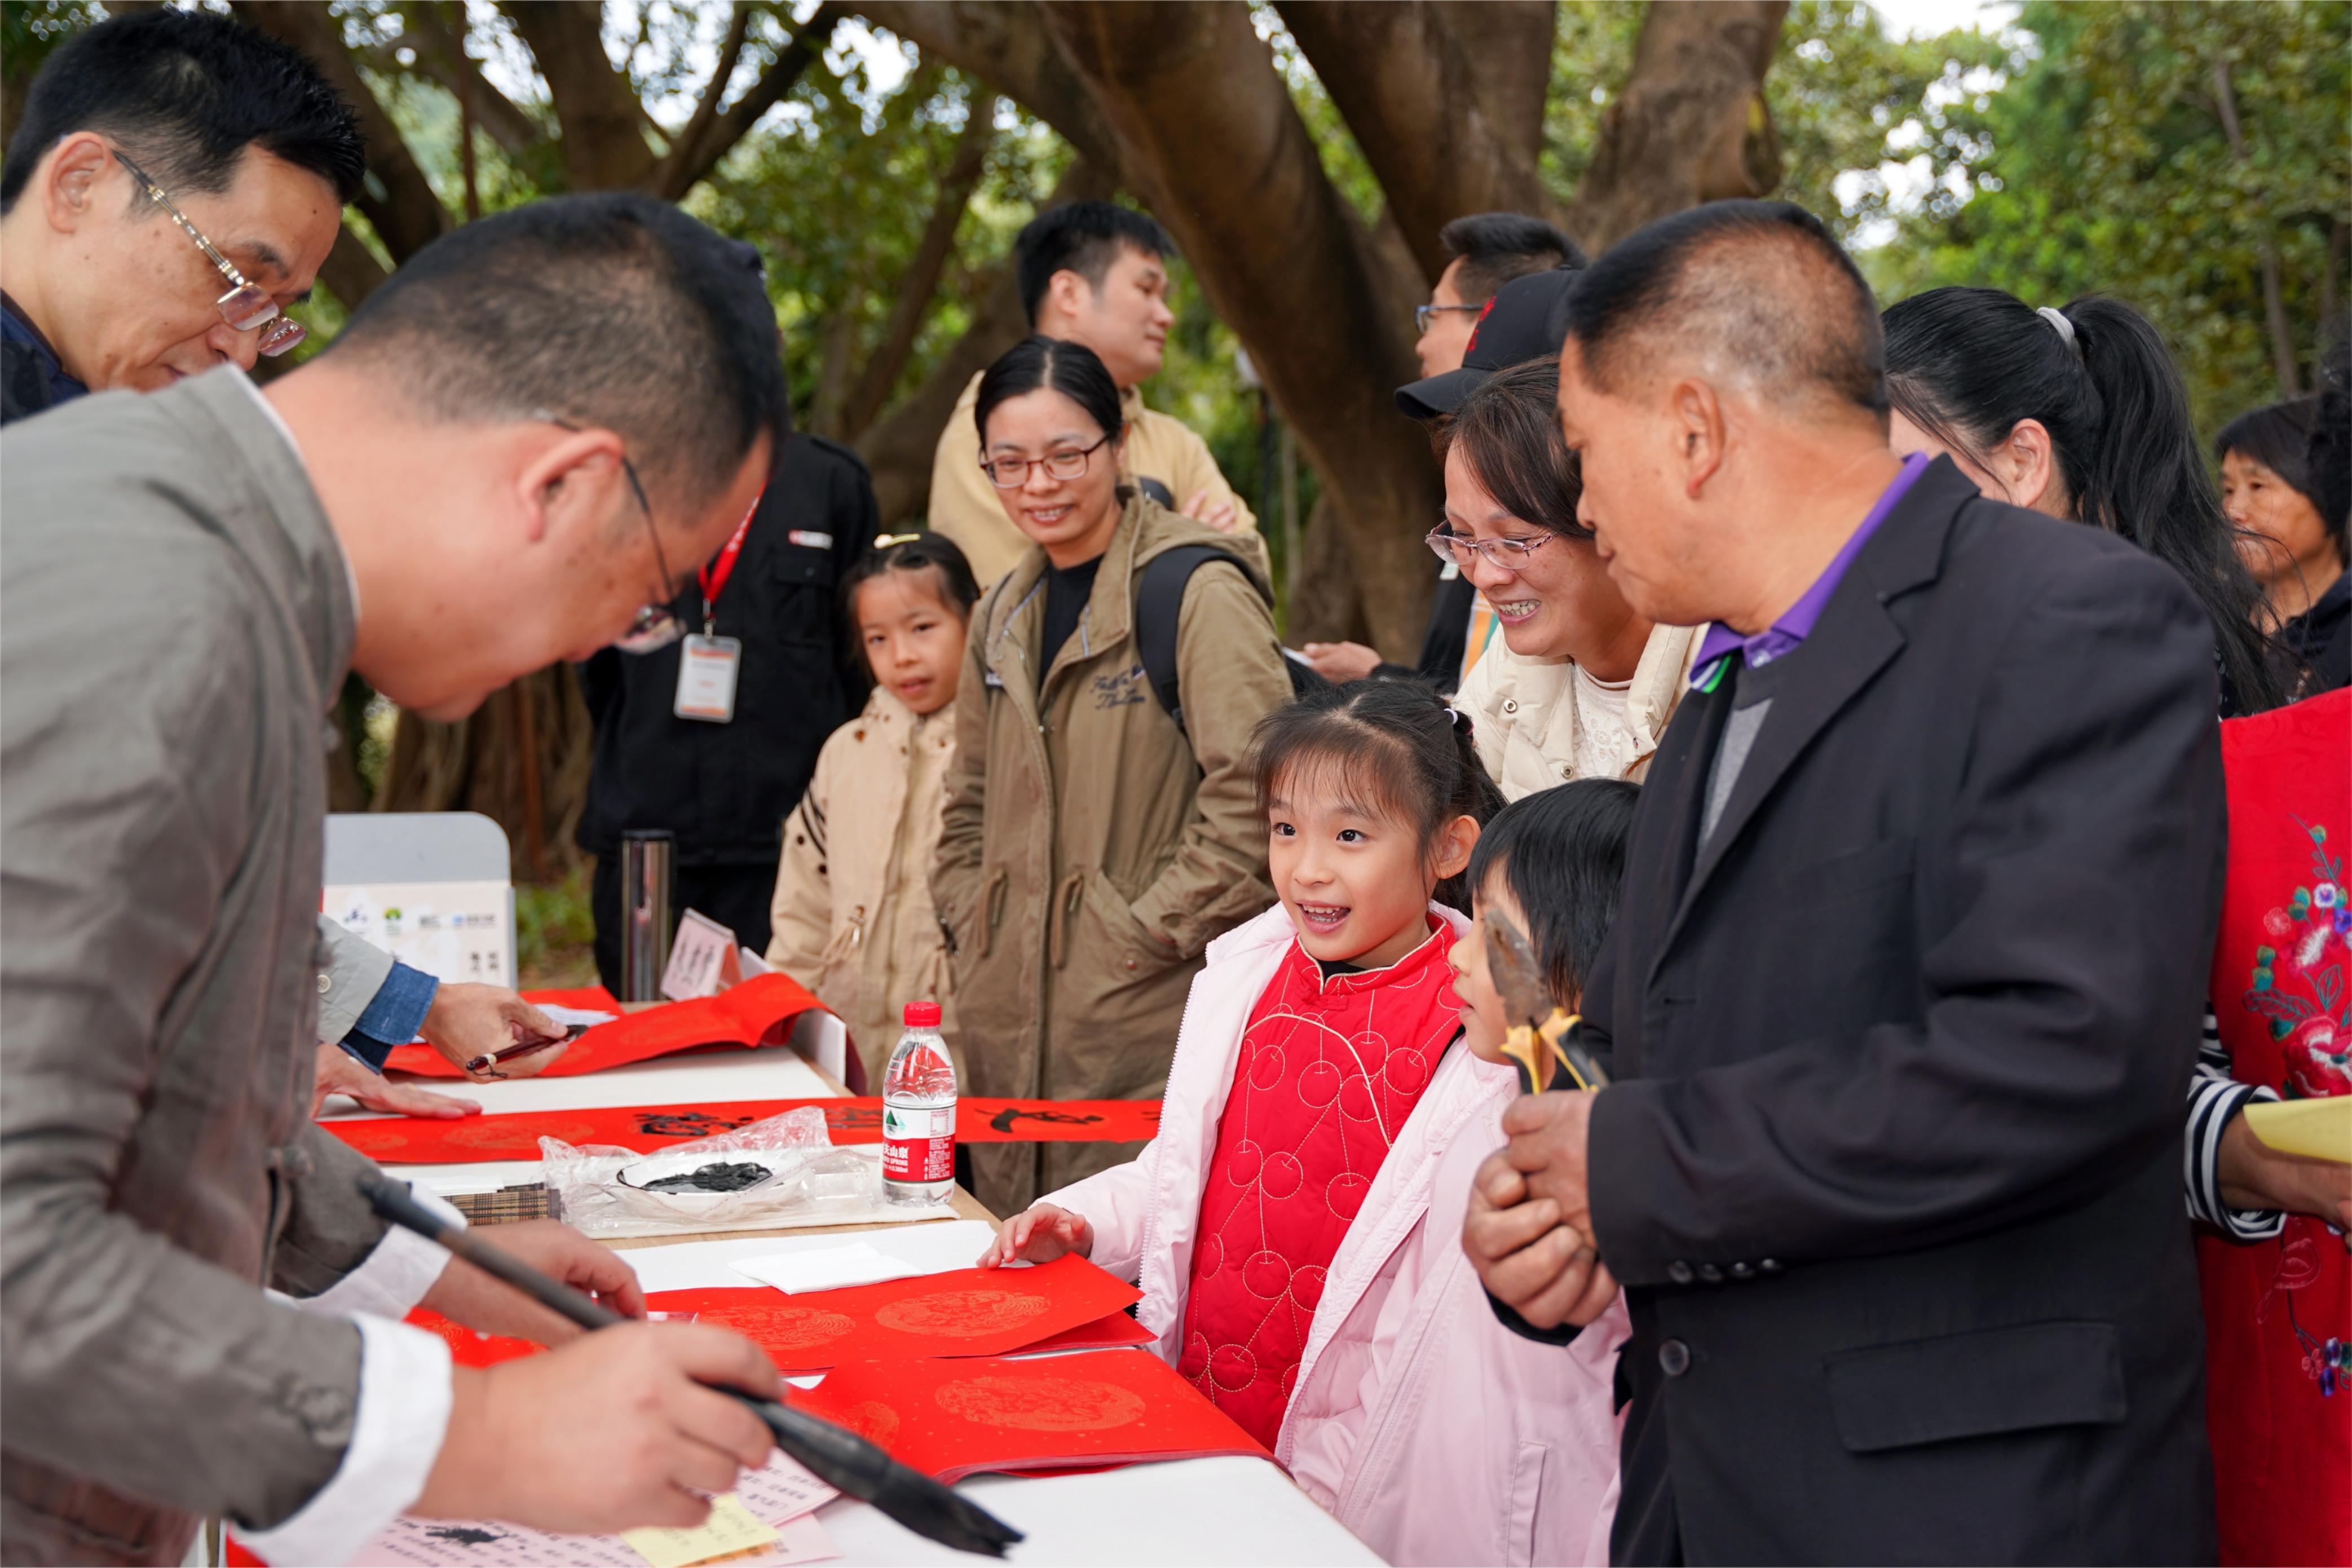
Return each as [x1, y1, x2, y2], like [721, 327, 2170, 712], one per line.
[114, 150, 306, 358]
[536, 410, 682, 654]
[979, 432, 1113, 489]
[1415, 303, 1484, 335]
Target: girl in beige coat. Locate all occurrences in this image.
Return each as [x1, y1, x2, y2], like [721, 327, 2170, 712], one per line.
[767, 535, 979, 1086]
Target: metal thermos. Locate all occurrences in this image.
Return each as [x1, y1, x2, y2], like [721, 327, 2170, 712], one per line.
[618, 829, 674, 1001]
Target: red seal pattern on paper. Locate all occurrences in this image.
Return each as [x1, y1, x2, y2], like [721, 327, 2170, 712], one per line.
[933, 1375, 1148, 1433]
[443, 1118, 600, 1151]
[836, 1399, 901, 1446]
[874, 1289, 1053, 1339]
[701, 1302, 857, 1351]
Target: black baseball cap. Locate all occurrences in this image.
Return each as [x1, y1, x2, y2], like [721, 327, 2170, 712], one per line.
[1395, 266, 1582, 421]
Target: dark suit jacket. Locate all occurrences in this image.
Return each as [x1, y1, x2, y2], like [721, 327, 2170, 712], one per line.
[1572, 457, 2224, 1564]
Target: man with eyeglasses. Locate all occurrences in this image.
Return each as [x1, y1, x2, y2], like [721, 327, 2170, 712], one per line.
[1300, 214, 1585, 691]
[3, 191, 791, 1563]
[1, 8, 574, 1118]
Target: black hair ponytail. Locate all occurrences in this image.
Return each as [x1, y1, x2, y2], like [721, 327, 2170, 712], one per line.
[1885, 286, 2286, 713]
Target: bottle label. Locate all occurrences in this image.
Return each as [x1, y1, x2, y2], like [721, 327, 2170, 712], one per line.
[882, 1101, 956, 1184]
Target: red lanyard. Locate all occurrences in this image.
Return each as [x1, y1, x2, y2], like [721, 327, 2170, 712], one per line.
[697, 495, 760, 631]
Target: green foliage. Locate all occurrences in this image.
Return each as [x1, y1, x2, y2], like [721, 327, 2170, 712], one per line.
[515, 865, 598, 988]
[1867, 0, 2351, 436]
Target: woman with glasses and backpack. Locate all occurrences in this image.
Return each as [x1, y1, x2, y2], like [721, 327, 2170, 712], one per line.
[1446, 358, 1701, 798]
[931, 335, 1295, 1217]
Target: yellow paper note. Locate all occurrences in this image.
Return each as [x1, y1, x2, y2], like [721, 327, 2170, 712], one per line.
[621, 1495, 781, 1568]
[2244, 1097, 2352, 1164]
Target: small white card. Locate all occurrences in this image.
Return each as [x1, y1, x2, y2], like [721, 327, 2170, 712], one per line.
[731, 1240, 925, 1294]
[674, 633, 743, 722]
[660, 908, 738, 1001]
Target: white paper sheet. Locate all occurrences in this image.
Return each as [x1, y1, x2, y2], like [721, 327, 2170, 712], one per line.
[731, 1241, 926, 1293]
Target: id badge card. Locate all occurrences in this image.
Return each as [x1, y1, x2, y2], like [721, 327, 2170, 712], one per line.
[674, 634, 743, 723]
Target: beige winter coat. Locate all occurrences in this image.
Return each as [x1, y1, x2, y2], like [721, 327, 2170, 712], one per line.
[932, 492, 1294, 1214]
[766, 686, 957, 1088]
[1455, 621, 1702, 797]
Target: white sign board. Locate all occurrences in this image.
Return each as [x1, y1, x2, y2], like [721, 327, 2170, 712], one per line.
[325, 879, 515, 987]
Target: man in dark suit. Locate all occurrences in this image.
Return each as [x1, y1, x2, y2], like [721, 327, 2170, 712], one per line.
[1463, 200, 2223, 1564]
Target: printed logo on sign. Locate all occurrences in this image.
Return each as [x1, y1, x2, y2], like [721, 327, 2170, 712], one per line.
[1092, 663, 1148, 710]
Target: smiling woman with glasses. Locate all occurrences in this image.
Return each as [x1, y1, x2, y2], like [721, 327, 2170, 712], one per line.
[1440, 357, 1701, 798]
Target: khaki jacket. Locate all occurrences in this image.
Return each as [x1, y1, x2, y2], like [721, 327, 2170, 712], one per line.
[1456, 622, 1702, 797]
[932, 493, 1293, 1213]
[766, 686, 957, 1088]
[928, 373, 1258, 587]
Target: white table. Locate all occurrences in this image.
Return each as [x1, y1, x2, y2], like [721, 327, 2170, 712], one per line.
[321, 1045, 1382, 1567]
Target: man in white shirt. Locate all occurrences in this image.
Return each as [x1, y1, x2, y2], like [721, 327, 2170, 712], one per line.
[2, 193, 785, 1565]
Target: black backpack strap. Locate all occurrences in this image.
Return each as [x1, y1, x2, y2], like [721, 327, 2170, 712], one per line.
[1135, 545, 1245, 736]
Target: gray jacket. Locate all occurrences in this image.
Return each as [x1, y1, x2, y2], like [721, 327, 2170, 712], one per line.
[1, 372, 396, 1564]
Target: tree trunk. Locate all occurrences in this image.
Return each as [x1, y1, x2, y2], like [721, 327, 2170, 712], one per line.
[377, 667, 594, 878]
[2209, 58, 2302, 399]
[1277, 2, 1564, 283]
[502, 1, 661, 191]
[1039, 2, 1440, 655]
[1564, 0, 1788, 253]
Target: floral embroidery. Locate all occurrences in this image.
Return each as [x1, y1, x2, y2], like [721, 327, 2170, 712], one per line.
[2244, 817, 2351, 1101]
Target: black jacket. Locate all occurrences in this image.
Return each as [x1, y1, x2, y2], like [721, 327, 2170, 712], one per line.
[1564, 458, 2223, 1563]
[576, 433, 880, 866]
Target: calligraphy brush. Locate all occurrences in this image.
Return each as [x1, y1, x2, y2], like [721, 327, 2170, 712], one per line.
[1482, 908, 1610, 1096]
[359, 1175, 1025, 1558]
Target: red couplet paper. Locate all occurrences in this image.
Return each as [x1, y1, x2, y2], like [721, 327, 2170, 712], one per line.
[407, 1306, 545, 1368]
[383, 973, 825, 1079]
[790, 1348, 1268, 1482]
[642, 1255, 1142, 1373]
[325, 1096, 1163, 1163]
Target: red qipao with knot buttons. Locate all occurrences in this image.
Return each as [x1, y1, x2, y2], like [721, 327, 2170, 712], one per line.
[1173, 918, 1459, 1447]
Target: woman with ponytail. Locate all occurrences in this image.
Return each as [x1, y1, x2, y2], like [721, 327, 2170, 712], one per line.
[1882, 287, 2287, 713]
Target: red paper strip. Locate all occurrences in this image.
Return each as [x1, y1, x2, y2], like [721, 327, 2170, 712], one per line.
[643, 1255, 1141, 1372]
[324, 1096, 1162, 1163]
[791, 1348, 1268, 1482]
[385, 973, 825, 1079]
[404, 1301, 1149, 1373]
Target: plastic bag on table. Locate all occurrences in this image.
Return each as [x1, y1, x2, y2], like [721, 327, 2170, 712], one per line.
[540, 1106, 897, 1238]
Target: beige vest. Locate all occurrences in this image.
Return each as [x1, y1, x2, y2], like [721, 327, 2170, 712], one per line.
[1457, 621, 1702, 797]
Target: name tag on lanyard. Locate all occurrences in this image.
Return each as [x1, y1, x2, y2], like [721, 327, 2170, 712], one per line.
[674, 634, 742, 722]
[673, 496, 759, 723]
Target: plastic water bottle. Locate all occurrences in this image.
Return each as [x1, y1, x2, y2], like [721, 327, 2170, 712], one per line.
[882, 1000, 955, 1205]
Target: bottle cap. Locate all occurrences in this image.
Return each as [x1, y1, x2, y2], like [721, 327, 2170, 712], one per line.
[903, 1000, 943, 1028]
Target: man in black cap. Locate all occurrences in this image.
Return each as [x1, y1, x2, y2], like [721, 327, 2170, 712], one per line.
[1302, 258, 1585, 689]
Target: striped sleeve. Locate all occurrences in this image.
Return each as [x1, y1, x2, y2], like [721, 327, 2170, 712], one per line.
[2184, 1005, 2285, 1239]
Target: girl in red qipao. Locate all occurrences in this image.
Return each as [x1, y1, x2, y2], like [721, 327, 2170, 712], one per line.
[981, 684, 1626, 1564]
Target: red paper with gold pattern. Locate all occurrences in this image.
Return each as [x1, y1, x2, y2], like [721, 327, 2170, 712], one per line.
[323, 1097, 1162, 1162]
[382, 973, 826, 1078]
[406, 1306, 546, 1368]
[640, 1255, 1140, 1372]
[789, 1348, 1268, 1481]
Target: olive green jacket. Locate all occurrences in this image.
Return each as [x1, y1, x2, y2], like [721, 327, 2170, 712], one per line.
[932, 494, 1292, 1212]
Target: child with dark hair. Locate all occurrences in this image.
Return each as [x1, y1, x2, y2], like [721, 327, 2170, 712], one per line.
[767, 532, 979, 1086]
[979, 686, 1621, 1565]
[2219, 396, 2347, 694]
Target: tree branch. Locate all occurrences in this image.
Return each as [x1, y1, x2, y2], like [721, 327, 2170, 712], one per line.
[501, 0, 659, 189]
[1277, 1, 1563, 283]
[2210, 56, 2301, 397]
[231, 0, 452, 262]
[659, 2, 752, 185]
[849, 1, 1131, 185]
[1564, 0, 1788, 254]
[402, 1, 545, 162]
[839, 100, 997, 438]
[647, 2, 844, 200]
[318, 220, 393, 311]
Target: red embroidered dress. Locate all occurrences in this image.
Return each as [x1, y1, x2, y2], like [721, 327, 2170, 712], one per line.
[1176, 917, 1460, 1448]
